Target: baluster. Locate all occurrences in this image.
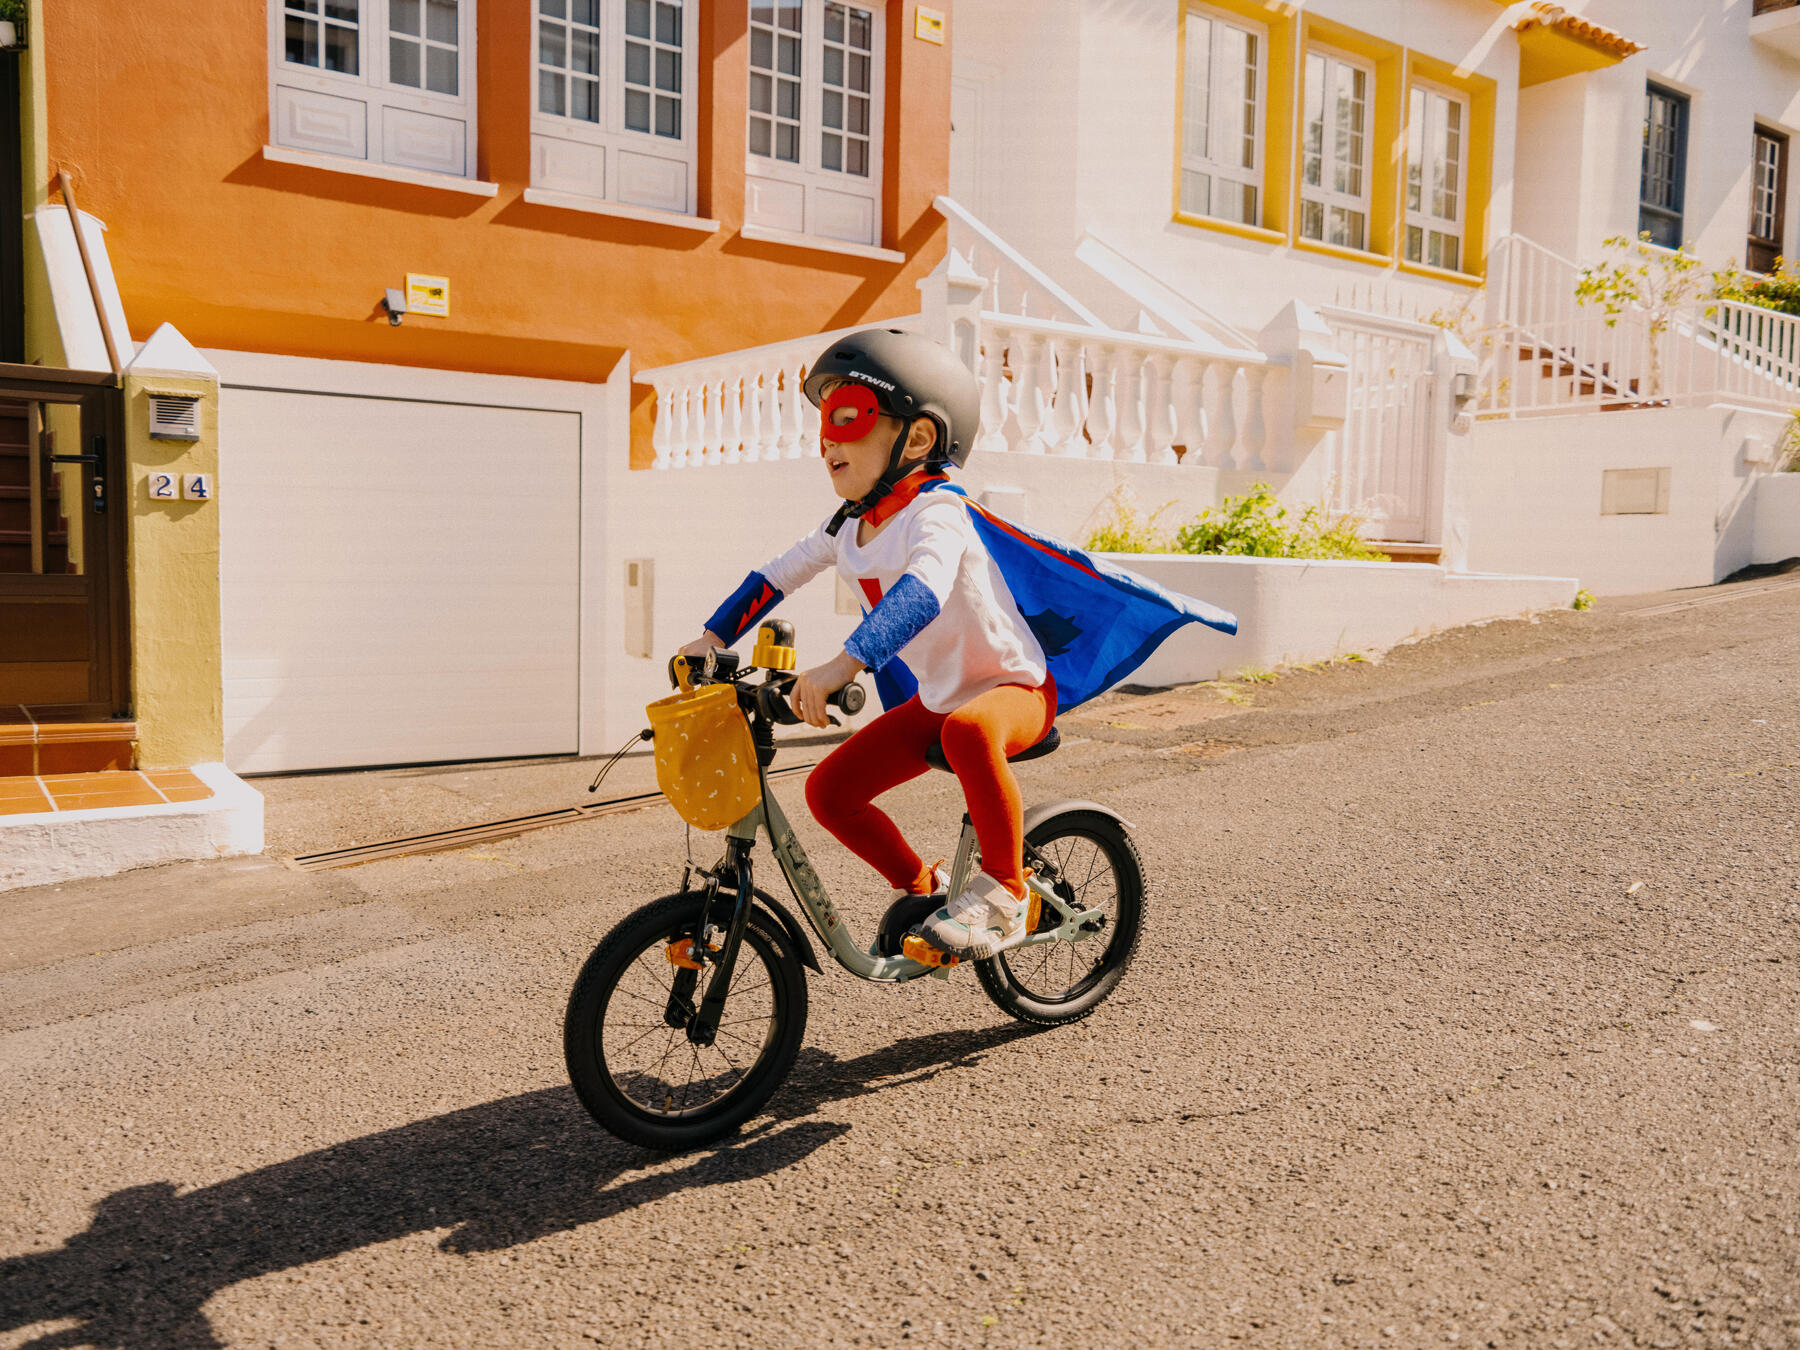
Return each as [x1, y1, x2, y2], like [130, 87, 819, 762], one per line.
[1171, 357, 1206, 465]
[778, 361, 803, 458]
[651, 383, 673, 470]
[701, 371, 725, 466]
[720, 372, 745, 464]
[1240, 366, 1269, 472]
[1144, 354, 1177, 464]
[1014, 332, 1050, 454]
[740, 366, 765, 463]
[758, 360, 783, 460]
[1205, 362, 1239, 467]
[1048, 337, 1088, 458]
[798, 366, 821, 458]
[674, 382, 698, 468]
[1113, 349, 1147, 463]
[1083, 344, 1118, 459]
[977, 327, 1010, 454]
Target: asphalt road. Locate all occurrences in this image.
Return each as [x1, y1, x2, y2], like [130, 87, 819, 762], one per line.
[2, 581, 1797, 1349]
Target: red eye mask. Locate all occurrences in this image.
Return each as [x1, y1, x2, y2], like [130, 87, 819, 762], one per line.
[819, 382, 880, 445]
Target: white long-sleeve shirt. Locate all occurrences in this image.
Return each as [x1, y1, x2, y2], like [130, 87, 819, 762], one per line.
[760, 493, 1047, 713]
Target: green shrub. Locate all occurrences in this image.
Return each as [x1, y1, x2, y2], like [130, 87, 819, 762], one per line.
[0, 2, 23, 27]
[1171, 483, 1389, 561]
[1083, 484, 1178, 552]
[1714, 260, 1800, 316]
[1572, 588, 1594, 611]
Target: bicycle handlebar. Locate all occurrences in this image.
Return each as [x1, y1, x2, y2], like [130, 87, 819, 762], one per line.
[667, 648, 866, 727]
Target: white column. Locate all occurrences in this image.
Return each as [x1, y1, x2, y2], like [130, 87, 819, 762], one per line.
[1172, 356, 1205, 466]
[1237, 366, 1268, 471]
[977, 324, 1010, 455]
[651, 382, 674, 470]
[1144, 354, 1176, 465]
[1205, 362, 1238, 468]
[1049, 337, 1088, 458]
[1083, 344, 1118, 460]
[1014, 332, 1050, 454]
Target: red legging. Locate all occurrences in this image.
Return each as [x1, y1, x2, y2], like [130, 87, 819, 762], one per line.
[805, 674, 1057, 900]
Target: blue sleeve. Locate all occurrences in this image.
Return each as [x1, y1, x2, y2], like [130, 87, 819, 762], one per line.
[844, 573, 941, 671]
[704, 570, 784, 645]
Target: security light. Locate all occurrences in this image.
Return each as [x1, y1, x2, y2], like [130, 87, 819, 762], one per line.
[382, 289, 407, 326]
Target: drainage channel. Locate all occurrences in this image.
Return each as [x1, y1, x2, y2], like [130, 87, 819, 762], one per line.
[288, 762, 818, 871]
[1626, 574, 1800, 618]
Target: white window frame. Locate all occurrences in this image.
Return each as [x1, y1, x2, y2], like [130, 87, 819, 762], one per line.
[267, 0, 480, 181]
[528, 0, 701, 217]
[743, 0, 887, 249]
[1178, 4, 1266, 229]
[1404, 80, 1469, 273]
[1299, 46, 1373, 252]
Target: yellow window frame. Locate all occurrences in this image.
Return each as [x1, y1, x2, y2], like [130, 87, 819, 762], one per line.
[1399, 52, 1495, 284]
[1294, 15, 1402, 263]
[1172, 0, 1297, 244]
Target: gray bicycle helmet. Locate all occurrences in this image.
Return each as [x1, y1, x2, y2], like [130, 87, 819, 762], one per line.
[803, 328, 982, 469]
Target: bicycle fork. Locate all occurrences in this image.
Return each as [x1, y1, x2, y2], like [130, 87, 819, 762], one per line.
[670, 836, 757, 1048]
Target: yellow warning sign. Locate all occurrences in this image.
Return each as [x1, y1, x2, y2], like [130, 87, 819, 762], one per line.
[914, 6, 945, 43]
[406, 273, 450, 317]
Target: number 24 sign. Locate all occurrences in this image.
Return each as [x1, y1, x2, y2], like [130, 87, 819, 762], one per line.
[146, 473, 214, 502]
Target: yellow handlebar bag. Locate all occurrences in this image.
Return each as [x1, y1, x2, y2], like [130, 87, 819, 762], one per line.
[646, 684, 761, 831]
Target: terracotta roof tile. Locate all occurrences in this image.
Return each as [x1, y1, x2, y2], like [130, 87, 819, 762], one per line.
[1513, 3, 1645, 59]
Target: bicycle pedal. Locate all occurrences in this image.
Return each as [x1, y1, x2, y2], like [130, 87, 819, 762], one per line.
[901, 933, 961, 969]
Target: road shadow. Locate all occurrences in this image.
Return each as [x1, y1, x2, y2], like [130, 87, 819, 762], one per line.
[0, 1023, 1041, 1349]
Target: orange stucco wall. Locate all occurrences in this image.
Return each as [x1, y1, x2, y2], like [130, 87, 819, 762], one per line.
[41, 0, 951, 466]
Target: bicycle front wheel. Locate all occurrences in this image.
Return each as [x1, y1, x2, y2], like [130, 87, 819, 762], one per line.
[564, 892, 808, 1151]
[974, 810, 1145, 1026]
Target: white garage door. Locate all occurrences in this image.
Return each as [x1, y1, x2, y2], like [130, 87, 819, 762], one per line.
[221, 389, 582, 774]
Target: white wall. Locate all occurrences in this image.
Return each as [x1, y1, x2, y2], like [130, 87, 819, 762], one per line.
[955, 0, 1520, 335]
[1753, 471, 1800, 564]
[1462, 402, 1791, 594]
[1114, 554, 1573, 687]
[1544, 2, 1800, 270]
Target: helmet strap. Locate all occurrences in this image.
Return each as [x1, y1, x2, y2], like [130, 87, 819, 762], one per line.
[825, 418, 917, 536]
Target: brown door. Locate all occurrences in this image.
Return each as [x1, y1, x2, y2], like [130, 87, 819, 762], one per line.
[0, 367, 128, 717]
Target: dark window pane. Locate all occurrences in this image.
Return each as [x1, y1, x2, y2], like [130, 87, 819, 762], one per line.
[285, 14, 318, 66]
[848, 52, 868, 92]
[391, 0, 420, 35]
[848, 9, 870, 48]
[572, 76, 598, 121]
[656, 2, 680, 46]
[750, 72, 772, 113]
[324, 0, 357, 20]
[656, 47, 679, 92]
[539, 0, 565, 18]
[325, 22, 358, 72]
[626, 0, 650, 38]
[288, 0, 320, 13]
[539, 68, 564, 114]
[751, 28, 771, 70]
[777, 78, 798, 119]
[825, 5, 843, 42]
[626, 87, 650, 132]
[573, 0, 597, 23]
[426, 0, 456, 45]
[390, 36, 421, 85]
[822, 89, 842, 129]
[779, 1, 801, 32]
[779, 34, 799, 75]
[426, 43, 456, 93]
[656, 95, 678, 137]
[626, 40, 649, 86]
[847, 94, 867, 134]
[822, 132, 842, 171]
[846, 137, 867, 176]
[572, 27, 596, 75]
[540, 20, 564, 68]
[823, 46, 842, 86]
[750, 118, 771, 155]
[776, 121, 798, 161]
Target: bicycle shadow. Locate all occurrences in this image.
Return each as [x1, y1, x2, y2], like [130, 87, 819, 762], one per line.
[0, 1022, 1043, 1350]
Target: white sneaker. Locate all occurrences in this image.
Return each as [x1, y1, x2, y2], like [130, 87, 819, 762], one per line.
[918, 872, 1029, 959]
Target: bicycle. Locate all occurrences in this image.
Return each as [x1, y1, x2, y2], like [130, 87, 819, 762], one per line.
[564, 621, 1146, 1151]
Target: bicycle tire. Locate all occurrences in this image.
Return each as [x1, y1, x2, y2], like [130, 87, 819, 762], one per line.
[564, 892, 808, 1151]
[974, 810, 1145, 1026]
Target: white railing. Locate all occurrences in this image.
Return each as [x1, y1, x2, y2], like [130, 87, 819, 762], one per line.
[1485, 234, 1583, 335]
[1320, 307, 1440, 541]
[971, 312, 1275, 466]
[1707, 299, 1800, 398]
[934, 195, 1106, 328]
[636, 314, 919, 468]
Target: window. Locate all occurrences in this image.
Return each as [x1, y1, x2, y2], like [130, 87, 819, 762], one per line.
[1300, 49, 1372, 251]
[1639, 84, 1688, 250]
[1749, 126, 1788, 274]
[269, 0, 478, 179]
[529, 0, 699, 215]
[1404, 83, 1466, 272]
[1178, 8, 1264, 228]
[744, 0, 885, 247]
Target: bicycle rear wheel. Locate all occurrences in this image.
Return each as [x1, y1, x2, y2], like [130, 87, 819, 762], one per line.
[564, 892, 807, 1151]
[974, 810, 1145, 1026]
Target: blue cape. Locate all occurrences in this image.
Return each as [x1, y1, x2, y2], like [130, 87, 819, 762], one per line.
[871, 481, 1238, 713]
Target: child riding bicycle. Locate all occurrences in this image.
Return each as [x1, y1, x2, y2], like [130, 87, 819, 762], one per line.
[680, 329, 1236, 960]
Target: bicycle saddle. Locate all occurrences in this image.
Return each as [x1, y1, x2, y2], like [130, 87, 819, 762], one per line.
[923, 725, 1061, 773]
